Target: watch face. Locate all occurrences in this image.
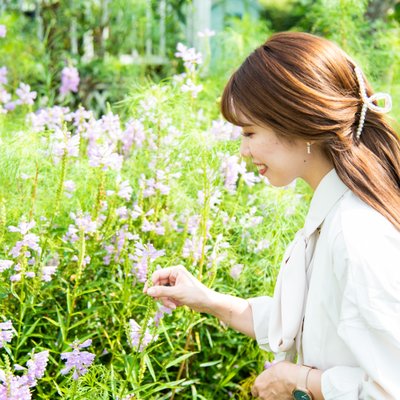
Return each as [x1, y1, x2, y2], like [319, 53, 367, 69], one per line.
[292, 389, 312, 400]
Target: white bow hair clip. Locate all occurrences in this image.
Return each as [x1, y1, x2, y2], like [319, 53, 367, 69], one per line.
[354, 66, 392, 139]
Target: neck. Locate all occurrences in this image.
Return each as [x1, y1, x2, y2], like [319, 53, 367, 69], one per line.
[303, 149, 334, 191]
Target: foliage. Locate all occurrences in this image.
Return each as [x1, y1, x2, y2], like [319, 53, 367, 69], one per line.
[0, 33, 309, 398]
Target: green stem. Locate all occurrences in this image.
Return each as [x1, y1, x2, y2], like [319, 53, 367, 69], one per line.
[54, 153, 67, 216]
[29, 164, 39, 221]
[94, 169, 105, 219]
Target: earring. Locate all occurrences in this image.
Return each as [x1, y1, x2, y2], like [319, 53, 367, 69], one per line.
[307, 142, 311, 154]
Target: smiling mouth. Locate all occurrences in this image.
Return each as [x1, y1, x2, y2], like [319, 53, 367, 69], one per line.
[254, 164, 268, 175]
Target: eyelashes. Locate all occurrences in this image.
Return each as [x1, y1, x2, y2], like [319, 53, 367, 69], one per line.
[241, 132, 254, 138]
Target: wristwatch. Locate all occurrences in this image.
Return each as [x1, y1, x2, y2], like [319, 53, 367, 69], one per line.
[292, 365, 313, 400]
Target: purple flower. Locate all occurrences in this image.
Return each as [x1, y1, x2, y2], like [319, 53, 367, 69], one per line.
[175, 43, 202, 71]
[0, 260, 13, 273]
[87, 142, 123, 172]
[16, 83, 37, 106]
[220, 155, 245, 194]
[0, 67, 7, 85]
[100, 112, 122, 142]
[230, 264, 243, 280]
[128, 319, 156, 352]
[51, 129, 80, 162]
[0, 25, 6, 38]
[115, 206, 128, 219]
[241, 171, 261, 187]
[0, 374, 31, 400]
[8, 221, 35, 235]
[122, 119, 146, 153]
[64, 180, 76, 192]
[60, 66, 80, 96]
[254, 239, 271, 253]
[182, 236, 210, 262]
[210, 120, 241, 141]
[130, 242, 165, 283]
[27, 106, 72, 133]
[0, 320, 15, 348]
[117, 179, 133, 200]
[10, 273, 22, 282]
[26, 351, 49, 386]
[186, 215, 201, 235]
[60, 339, 95, 380]
[64, 180, 76, 198]
[180, 79, 203, 98]
[0, 88, 11, 104]
[9, 233, 40, 258]
[70, 212, 97, 234]
[41, 266, 57, 282]
[154, 305, 173, 327]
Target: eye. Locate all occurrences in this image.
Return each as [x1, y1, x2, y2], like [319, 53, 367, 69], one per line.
[241, 132, 254, 138]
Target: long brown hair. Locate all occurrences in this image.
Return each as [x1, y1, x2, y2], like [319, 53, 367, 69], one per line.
[221, 31, 400, 230]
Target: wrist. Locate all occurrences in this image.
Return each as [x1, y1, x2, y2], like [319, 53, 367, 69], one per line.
[195, 286, 218, 313]
[292, 365, 314, 400]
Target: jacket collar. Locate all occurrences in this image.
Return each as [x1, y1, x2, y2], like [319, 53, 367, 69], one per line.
[303, 169, 349, 237]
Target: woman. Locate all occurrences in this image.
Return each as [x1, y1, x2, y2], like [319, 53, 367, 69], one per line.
[145, 32, 400, 399]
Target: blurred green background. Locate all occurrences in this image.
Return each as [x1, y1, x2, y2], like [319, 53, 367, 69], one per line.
[1, 0, 399, 119]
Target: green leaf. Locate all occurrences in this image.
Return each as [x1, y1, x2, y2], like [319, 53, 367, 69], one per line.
[199, 359, 222, 368]
[144, 354, 156, 382]
[165, 351, 199, 369]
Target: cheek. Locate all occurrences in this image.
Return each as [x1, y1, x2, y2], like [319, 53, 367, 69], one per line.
[257, 138, 280, 155]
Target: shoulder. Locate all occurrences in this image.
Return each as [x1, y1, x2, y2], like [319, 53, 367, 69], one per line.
[326, 192, 400, 328]
[339, 191, 399, 256]
[326, 190, 400, 282]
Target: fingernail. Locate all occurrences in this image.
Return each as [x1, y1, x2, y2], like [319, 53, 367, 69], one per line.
[147, 288, 155, 296]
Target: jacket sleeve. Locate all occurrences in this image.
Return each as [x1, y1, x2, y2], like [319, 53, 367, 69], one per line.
[247, 296, 273, 351]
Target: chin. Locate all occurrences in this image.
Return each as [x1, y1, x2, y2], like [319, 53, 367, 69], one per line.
[268, 176, 297, 188]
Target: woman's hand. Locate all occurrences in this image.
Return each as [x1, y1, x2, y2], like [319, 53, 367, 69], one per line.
[251, 361, 299, 399]
[143, 265, 214, 313]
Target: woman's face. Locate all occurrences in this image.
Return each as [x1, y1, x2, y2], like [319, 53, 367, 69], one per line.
[239, 123, 313, 188]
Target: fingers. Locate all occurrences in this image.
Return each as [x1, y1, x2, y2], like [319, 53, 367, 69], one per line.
[151, 265, 186, 286]
[146, 284, 178, 299]
[159, 296, 178, 310]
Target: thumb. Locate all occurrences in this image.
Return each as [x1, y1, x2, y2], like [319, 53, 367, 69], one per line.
[147, 285, 177, 299]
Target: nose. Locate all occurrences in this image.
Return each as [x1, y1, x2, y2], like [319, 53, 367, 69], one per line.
[239, 138, 251, 158]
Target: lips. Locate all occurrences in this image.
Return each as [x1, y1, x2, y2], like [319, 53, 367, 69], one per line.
[254, 163, 268, 175]
[258, 166, 267, 175]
